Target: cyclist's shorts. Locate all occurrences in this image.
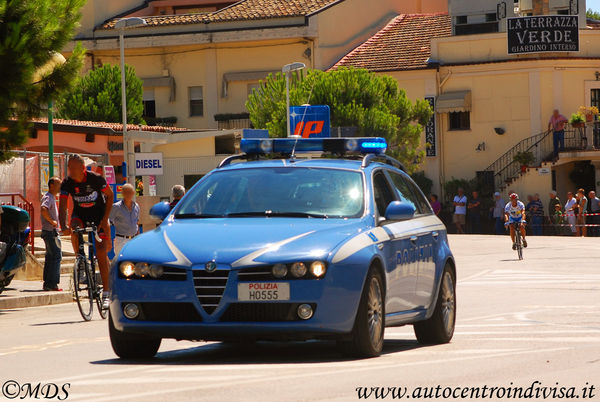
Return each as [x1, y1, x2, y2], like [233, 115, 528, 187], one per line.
[70, 217, 109, 240]
[508, 216, 525, 224]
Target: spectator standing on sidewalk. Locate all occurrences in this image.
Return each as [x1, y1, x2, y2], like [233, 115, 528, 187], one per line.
[467, 191, 482, 234]
[453, 188, 467, 234]
[548, 109, 568, 159]
[169, 185, 186, 210]
[529, 193, 544, 235]
[40, 177, 62, 291]
[576, 188, 588, 237]
[109, 183, 140, 257]
[552, 203, 565, 235]
[548, 191, 561, 235]
[491, 192, 505, 234]
[588, 190, 600, 236]
[429, 194, 441, 216]
[564, 192, 578, 235]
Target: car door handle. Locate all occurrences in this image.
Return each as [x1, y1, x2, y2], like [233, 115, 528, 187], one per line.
[410, 236, 418, 243]
[432, 231, 439, 240]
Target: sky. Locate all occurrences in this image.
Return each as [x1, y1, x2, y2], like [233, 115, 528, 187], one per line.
[588, 0, 600, 12]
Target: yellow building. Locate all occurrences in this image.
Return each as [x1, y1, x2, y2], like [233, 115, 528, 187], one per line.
[66, 0, 447, 130]
[335, 1, 600, 211]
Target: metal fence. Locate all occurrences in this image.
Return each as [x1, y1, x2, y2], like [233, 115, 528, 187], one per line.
[0, 150, 106, 236]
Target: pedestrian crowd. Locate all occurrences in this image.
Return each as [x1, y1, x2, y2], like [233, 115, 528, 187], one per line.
[446, 187, 600, 237]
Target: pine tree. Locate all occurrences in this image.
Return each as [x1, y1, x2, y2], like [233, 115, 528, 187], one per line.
[0, 0, 85, 162]
[246, 67, 433, 172]
[59, 64, 145, 125]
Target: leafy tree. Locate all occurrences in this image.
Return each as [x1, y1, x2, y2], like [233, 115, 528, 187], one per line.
[0, 0, 85, 162]
[586, 9, 600, 20]
[246, 67, 432, 172]
[59, 64, 145, 125]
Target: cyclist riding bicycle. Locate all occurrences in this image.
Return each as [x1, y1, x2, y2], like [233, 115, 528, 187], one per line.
[58, 154, 113, 309]
[504, 192, 528, 250]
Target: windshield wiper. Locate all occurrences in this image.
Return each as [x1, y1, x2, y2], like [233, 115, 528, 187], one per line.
[174, 213, 225, 219]
[225, 211, 328, 219]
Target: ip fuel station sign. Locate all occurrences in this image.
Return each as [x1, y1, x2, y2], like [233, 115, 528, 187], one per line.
[507, 15, 579, 55]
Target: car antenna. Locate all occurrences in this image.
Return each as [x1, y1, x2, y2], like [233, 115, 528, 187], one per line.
[290, 73, 315, 160]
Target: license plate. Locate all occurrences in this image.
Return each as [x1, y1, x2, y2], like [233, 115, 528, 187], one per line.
[238, 282, 290, 301]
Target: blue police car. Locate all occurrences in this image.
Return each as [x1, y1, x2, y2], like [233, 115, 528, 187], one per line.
[109, 137, 456, 358]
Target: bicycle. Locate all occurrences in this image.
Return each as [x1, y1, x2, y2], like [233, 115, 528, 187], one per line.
[505, 221, 524, 260]
[72, 225, 107, 321]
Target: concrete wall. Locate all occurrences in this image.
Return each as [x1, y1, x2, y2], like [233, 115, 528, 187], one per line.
[501, 166, 553, 213]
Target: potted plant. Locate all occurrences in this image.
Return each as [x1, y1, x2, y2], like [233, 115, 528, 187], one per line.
[513, 151, 535, 172]
[578, 106, 599, 122]
[570, 113, 585, 128]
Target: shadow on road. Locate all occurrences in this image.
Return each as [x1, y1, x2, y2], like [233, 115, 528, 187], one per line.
[31, 320, 84, 326]
[91, 338, 428, 366]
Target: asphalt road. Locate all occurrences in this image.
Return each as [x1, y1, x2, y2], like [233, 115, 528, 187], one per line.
[1, 235, 599, 401]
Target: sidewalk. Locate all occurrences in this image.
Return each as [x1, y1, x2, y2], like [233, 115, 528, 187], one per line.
[0, 273, 73, 309]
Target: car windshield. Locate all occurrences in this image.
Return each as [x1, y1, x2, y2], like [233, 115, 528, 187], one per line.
[174, 167, 364, 219]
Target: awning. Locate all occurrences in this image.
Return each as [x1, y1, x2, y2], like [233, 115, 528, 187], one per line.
[222, 70, 279, 98]
[436, 91, 471, 113]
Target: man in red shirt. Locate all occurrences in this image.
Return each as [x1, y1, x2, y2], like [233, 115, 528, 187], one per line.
[548, 109, 568, 159]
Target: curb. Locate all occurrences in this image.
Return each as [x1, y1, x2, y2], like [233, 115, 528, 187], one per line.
[0, 292, 73, 309]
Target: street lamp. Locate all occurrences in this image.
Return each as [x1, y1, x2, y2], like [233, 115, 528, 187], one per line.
[282, 62, 305, 137]
[115, 17, 147, 184]
[33, 52, 66, 177]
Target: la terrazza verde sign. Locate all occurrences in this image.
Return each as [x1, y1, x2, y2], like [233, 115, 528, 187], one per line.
[507, 15, 579, 55]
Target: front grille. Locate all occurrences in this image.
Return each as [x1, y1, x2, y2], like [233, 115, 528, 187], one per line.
[161, 266, 188, 281]
[237, 266, 273, 281]
[220, 303, 316, 322]
[136, 302, 203, 322]
[193, 269, 229, 314]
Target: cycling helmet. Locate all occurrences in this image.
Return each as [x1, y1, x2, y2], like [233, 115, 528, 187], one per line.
[509, 193, 519, 200]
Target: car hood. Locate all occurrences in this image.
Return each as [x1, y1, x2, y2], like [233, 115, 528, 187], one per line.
[119, 218, 370, 268]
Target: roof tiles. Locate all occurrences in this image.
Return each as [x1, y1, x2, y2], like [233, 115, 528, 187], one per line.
[332, 13, 451, 72]
[101, 0, 340, 29]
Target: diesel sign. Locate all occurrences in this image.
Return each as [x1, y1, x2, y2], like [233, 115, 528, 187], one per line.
[507, 15, 579, 55]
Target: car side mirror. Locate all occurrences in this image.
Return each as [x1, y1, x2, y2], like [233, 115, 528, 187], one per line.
[150, 202, 171, 220]
[384, 201, 415, 221]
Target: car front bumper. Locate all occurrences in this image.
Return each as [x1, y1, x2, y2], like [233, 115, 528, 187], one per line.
[110, 262, 367, 341]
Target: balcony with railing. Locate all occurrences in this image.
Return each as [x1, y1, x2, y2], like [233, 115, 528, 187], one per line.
[484, 122, 600, 191]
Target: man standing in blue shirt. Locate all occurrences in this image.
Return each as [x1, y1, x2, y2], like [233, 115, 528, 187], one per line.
[40, 177, 62, 291]
[109, 183, 140, 257]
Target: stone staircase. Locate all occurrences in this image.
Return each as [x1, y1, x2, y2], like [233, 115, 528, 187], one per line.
[33, 235, 77, 274]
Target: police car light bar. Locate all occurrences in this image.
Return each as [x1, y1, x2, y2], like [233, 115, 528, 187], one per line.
[240, 137, 387, 155]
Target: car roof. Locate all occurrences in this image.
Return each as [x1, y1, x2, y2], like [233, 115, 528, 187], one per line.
[217, 158, 376, 172]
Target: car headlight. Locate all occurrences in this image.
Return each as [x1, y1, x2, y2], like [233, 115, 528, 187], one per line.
[149, 264, 164, 279]
[290, 262, 307, 278]
[119, 261, 135, 278]
[272, 263, 287, 279]
[135, 262, 150, 277]
[310, 261, 327, 278]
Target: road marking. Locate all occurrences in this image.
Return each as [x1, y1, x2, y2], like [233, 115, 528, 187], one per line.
[85, 347, 571, 402]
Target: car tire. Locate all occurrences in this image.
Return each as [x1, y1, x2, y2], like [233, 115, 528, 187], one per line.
[109, 312, 161, 359]
[413, 264, 456, 344]
[337, 267, 385, 357]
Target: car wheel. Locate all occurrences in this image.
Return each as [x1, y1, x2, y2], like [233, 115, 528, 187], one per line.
[337, 267, 385, 357]
[109, 312, 161, 359]
[413, 264, 456, 344]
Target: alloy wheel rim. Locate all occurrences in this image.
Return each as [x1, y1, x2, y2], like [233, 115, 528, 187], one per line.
[367, 277, 383, 345]
[441, 272, 455, 335]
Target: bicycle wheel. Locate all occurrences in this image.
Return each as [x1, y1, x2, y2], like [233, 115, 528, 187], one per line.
[93, 266, 108, 319]
[73, 256, 93, 321]
[515, 226, 523, 260]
